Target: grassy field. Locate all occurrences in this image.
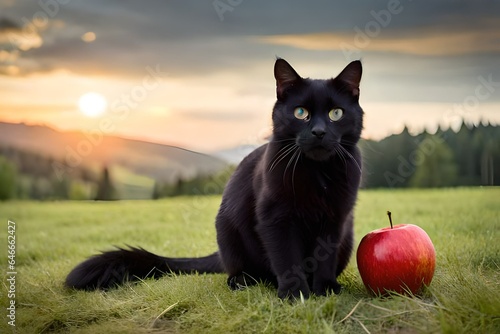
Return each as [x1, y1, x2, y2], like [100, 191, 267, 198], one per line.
[0, 188, 499, 333]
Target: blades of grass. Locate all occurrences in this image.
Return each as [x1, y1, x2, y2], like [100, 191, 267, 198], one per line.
[336, 299, 363, 324]
[150, 302, 179, 328]
[351, 316, 371, 334]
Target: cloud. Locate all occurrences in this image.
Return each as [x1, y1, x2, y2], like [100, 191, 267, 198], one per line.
[181, 109, 255, 122]
[0, 17, 19, 30]
[2, 3, 500, 101]
[361, 101, 500, 140]
[3, 1, 499, 80]
[0, 16, 43, 52]
[256, 24, 500, 57]
[0, 17, 42, 75]
[0, 103, 76, 114]
[0, 0, 16, 7]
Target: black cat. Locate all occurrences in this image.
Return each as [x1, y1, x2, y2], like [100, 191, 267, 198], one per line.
[66, 58, 363, 299]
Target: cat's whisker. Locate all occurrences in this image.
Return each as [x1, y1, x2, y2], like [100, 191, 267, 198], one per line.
[282, 146, 301, 194]
[270, 138, 296, 144]
[339, 139, 358, 146]
[291, 147, 302, 196]
[268, 143, 297, 172]
[338, 145, 362, 173]
[335, 146, 349, 176]
[335, 146, 346, 165]
[268, 143, 293, 170]
[269, 145, 295, 172]
[282, 147, 297, 180]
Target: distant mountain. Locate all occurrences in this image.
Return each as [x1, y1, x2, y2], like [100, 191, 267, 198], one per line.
[0, 122, 228, 183]
[213, 144, 260, 164]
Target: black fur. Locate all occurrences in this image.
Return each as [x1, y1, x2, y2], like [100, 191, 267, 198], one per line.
[66, 59, 364, 299]
[66, 247, 222, 290]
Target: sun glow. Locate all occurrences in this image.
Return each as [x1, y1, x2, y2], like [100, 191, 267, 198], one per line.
[78, 92, 108, 117]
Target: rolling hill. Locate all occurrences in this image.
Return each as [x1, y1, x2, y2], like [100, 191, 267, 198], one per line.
[0, 122, 229, 199]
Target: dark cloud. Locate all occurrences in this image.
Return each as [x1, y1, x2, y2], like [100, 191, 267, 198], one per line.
[0, 17, 21, 31]
[1, 0, 499, 102]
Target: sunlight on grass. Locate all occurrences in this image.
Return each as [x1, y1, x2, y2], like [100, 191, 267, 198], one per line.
[0, 188, 499, 333]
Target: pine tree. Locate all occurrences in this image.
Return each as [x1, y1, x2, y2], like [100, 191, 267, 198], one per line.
[0, 156, 17, 200]
[152, 180, 161, 199]
[94, 166, 117, 200]
[409, 138, 458, 187]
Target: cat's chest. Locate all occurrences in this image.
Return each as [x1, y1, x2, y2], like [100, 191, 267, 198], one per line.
[313, 171, 332, 193]
[284, 163, 340, 197]
[286, 169, 342, 212]
[259, 152, 357, 222]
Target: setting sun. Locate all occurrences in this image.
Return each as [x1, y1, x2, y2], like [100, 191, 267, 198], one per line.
[78, 92, 108, 117]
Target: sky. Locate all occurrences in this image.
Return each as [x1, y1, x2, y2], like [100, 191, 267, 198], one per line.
[1, 0, 499, 153]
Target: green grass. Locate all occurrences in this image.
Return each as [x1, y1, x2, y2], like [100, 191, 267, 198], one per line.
[1, 188, 499, 333]
[111, 165, 155, 200]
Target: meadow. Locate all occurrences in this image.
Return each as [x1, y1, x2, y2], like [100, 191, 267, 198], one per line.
[0, 188, 499, 333]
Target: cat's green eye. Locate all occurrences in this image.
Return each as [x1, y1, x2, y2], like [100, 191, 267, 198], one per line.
[294, 107, 309, 120]
[329, 108, 343, 122]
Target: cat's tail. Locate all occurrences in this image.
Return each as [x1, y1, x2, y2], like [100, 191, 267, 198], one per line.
[65, 247, 224, 290]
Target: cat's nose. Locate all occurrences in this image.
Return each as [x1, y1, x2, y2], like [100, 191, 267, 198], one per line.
[312, 127, 326, 139]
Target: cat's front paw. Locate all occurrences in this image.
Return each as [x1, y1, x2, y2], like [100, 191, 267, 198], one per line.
[227, 273, 256, 290]
[312, 279, 342, 296]
[278, 286, 310, 300]
[277, 280, 310, 300]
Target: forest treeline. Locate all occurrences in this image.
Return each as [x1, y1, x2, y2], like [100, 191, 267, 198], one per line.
[0, 147, 118, 201]
[0, 145, 232, 201]
[0, 121, 498, 200]
[360, 121, 498, 188]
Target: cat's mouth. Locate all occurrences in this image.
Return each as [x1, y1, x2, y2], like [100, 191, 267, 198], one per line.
[296, 135, 339, 162]
[302, 145, 333, 161]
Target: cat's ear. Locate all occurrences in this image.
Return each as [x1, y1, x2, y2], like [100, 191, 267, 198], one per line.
[274, 58, 302, 100]
[335, 60, 362, 97]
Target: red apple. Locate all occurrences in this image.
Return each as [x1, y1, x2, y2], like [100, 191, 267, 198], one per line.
[356, 211, 436, 296]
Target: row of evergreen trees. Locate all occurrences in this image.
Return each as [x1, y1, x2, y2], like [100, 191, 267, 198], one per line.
[0, 146, 117, 200]
[152, 166, 235, 199]
[360, 121, 498, 188]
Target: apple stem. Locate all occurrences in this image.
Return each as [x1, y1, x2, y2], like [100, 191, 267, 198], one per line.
[387, 211, 393, 229]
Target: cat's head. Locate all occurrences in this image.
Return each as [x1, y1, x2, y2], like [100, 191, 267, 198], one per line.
[272, 58, 363, 161]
